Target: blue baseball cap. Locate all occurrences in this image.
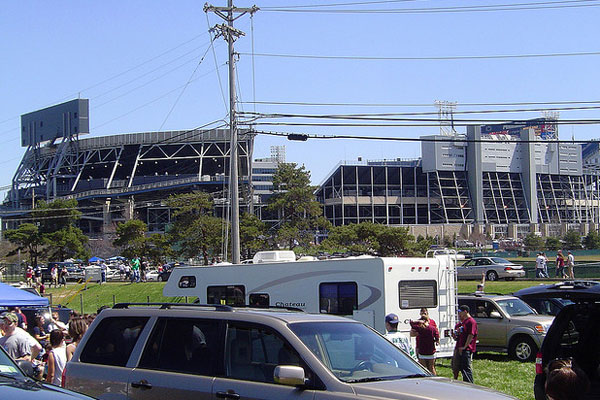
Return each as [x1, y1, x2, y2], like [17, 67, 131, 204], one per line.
[385, 313, 399, 324]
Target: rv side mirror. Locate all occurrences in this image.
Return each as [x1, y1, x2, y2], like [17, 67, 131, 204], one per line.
[274, 365, 306, 386]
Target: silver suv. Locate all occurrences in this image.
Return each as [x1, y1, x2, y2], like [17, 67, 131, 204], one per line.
[458, 294, 554, 362]
[63, 303, 516, 400]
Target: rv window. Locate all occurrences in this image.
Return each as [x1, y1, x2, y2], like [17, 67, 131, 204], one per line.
[249, 293, 269, 307]
[398, 280, 437, 309]
[319, 282, 358, 316]
[178, 276, 196, 288]
[207, 285, 245, 306]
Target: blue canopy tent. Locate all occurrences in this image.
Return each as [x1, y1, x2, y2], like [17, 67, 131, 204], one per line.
[88, 256, 104, 263]
[0, 282, 49, 307]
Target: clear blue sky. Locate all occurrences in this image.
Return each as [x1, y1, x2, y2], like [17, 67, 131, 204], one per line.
[2, 0, 600, 190]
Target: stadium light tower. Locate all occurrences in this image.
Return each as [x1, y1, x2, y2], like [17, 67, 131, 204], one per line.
[205, 1, 258, 264]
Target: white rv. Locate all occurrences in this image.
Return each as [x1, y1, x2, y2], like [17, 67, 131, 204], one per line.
[164, 256, 458, 357]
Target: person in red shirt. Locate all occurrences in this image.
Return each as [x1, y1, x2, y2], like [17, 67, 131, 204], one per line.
[455, 304, 477, 383]
[410, 310, 440, 375]
[410, 308, 440, 375]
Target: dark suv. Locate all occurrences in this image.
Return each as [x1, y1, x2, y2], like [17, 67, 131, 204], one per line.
[513, 281, 599, 316]
[530, 281, 600, 400]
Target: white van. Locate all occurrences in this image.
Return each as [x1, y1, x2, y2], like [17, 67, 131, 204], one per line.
[164, 256, 458, 357]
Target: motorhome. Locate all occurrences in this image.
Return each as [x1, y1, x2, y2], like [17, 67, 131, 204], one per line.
[164, 256, 458, 357]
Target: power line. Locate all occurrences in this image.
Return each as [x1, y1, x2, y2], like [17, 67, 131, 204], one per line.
[261, 0, 600, 13]
[250, 119, 600, 127]
[240, 99, 600, 107]
[158, 39, 217, 130]
[240, 104, 600, 118]
[241, 50, 600, 61]
[254, 129, 600, 143]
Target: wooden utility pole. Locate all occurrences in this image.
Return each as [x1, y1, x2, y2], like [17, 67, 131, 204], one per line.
[204, 1, 258, 264]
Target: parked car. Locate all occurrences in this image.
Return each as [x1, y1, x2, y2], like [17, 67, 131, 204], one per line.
[457, 257, 525, 281]
[0, 344, 93, 400]
[157, 262, 187, 282]
[145, 269, 159, 281]
[532, 281, 600, 400]
[513, 281, 599, 316]
[44, 262, 85, 283]
[458, 293, 554, 361]
[64, 303, 517, 400]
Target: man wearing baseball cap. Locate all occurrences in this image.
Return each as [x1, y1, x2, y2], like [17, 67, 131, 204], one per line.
[455, 305, 478, 383]
[0, 312, 38, 361]
[384, 313, 417, 360]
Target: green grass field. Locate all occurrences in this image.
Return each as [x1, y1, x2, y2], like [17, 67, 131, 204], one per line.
[46, 279, 548, 399]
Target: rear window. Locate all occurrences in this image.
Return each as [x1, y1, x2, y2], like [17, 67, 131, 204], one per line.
[80, 317, 149, 367]
[399, 280, 437, 309]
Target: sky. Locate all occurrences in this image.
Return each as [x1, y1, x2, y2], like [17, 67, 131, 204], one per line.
[2, 0, 600, 190]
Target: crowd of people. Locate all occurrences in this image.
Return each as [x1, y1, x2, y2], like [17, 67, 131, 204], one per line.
[535, 250, 576, 279]
[0, 307, 93, 386]
[384, 305, 478, 383]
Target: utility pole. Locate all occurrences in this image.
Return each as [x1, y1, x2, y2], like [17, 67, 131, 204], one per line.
[205, 1, 258, 264]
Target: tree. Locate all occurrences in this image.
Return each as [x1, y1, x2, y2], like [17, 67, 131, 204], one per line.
[145, 233, 173, 266]
[113, 219, 147, 259]
[323, 222, 414, 256]
[46, 225, 90, 262]
[4, 223, 45, 268]
[240, 212, 267, 260]
[268, 163, 329, 249]
[545, 237, 561, 251]
[33, 199, 82, 234]
[166, 192, 224, 265]
[563, 230, 581, 250]
[523, 233, 545, 251]
[584, 231, 600, 249]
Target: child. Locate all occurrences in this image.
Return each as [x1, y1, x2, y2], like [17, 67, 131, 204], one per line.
[46, 330, 67, 386]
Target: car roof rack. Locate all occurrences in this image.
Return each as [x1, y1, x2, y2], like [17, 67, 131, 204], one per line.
[113, 302, 233, 311]
[111, 303, 305, 312]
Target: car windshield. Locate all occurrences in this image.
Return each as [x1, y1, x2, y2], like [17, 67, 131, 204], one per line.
[490, 257, 511, 264]
[0, 347, 24, 379]
[289, 322, 427, 383]
[496, 298, 536, 316]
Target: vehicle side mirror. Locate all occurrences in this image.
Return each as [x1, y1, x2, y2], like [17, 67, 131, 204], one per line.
[274, 365, 306, 386]
[489, 311, 502, 319]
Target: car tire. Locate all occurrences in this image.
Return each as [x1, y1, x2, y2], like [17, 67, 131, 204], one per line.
[509, 335, 537, 362]
[486, 270, 499, 281]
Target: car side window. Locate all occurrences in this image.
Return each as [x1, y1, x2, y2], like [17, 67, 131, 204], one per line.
[79, 317, 149, 367]
[138, 318, 221, 376]
[226, 324, 303, 384]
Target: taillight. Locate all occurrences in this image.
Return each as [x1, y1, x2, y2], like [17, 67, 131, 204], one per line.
[535, 352, 543, 374]
[61, 363, 67, 388]
[504, 267, 513, 271]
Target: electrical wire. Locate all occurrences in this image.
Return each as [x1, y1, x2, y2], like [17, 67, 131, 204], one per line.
[158, 38, 217, 130]
[251, 119, 600, 127]
[241, 50, 600, 61]
[92, 65, 225, 130]
[206, 13, 229, 114]
[261, 0, 600, 13]
[239, 104, 600, 117]
[240, 99, 600, 108]
[254, 129, 600, 143]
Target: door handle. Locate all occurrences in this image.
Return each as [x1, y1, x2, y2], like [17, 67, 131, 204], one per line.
[131, 379, 153, 389]
[216, 390, 241, 399]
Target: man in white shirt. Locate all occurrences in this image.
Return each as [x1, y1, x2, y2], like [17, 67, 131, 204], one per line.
[383, 313, 417, 361]
[566, 251, 575, 279]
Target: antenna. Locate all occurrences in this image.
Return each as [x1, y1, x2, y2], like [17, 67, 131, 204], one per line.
[434, 100, 457, 136]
